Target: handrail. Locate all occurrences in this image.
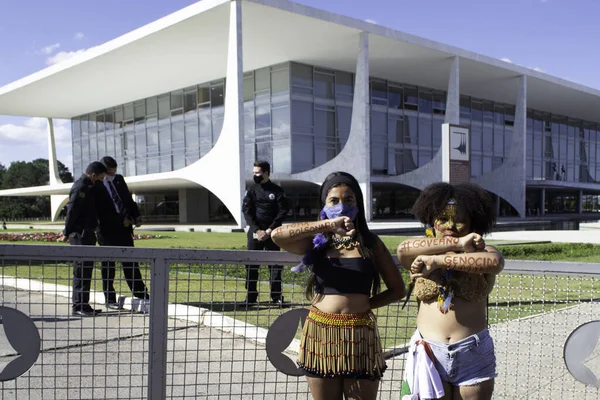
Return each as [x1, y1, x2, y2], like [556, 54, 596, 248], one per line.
[1, 244, 599, 276]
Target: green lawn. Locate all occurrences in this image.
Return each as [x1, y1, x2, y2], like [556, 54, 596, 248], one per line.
[2, 230, 600, 348]
[2, 260, 598, 348]
[4, 229, 600, 262]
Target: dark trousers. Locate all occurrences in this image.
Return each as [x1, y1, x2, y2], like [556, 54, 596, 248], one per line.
[245, 230, 283, 302]
[97, 227, 149, 302]
[70, 230, 97, 310]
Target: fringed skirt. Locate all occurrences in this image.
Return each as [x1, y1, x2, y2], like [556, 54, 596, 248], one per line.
[297, 306, 387, 380]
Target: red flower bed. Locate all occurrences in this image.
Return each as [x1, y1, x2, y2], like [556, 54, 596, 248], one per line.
[0, 232, 168, 242]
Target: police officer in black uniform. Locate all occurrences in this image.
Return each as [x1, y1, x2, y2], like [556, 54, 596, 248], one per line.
[241, 160, 289, 307]
[63, 161, 107, 317]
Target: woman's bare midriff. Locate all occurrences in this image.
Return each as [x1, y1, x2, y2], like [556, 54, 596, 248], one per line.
[417, 297, 488, 343]
[312, 293, 371, 314]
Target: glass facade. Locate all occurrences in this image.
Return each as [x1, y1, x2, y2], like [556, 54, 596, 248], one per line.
[582, 193, 600, 212]
[526, 111, 600, 183]
[372, 183, 421, 219]
[71, 60, 600, 221]
[367, 79, 447, 175]
[136, 192, 179, 221]
[290, 63, 353, 172]
[72, 63, 291, 177]
[459, 97, 515, 177]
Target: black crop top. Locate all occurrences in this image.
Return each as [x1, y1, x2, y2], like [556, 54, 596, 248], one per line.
[313, 257, 376, 296]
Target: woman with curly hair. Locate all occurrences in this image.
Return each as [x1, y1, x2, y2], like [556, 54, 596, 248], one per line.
[397, 182, 504, 400]
[271, 171, 406, 400]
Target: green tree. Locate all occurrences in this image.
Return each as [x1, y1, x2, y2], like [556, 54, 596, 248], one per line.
[0, 159, 74, 219]
[58, 161, 74, 183]
[0, 162, 5, 187]
[30, 158, 74, 184]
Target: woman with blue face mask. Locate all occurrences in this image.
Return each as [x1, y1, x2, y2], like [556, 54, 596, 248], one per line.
[271, 171, 406, 400]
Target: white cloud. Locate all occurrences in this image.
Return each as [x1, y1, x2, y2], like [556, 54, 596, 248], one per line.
[39, 43, 60, 55]
[46, 48, 87, 66]
[500, 57, 545, 73]
[0, 118, 73, 171]
[364, 18, 377, 24]
[74, 32, 84, 40]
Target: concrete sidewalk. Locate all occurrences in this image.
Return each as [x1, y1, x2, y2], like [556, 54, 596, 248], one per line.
[487, 226, 600, 244]
[489, 302, 600, 400]
[0, 287, 316, 400]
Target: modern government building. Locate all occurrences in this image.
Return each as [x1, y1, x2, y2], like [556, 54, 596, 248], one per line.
[1, 0, 600, 227]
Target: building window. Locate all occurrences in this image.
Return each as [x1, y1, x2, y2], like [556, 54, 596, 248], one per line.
[271, 65, 290, 95]
[404, 85, 418, 111]
[371, 79, 387, 106]
[210, 81, 225, 108]
[335, 71, 353, 102]
[291, 63, 313, 95]
[314, 68, 335, 100]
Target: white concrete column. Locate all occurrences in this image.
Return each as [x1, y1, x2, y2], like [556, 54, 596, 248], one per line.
[350, 32, 372, 221]
[50, 195, 69, 222]
[47, 118, 62, 185]
[515, 75, 527, 218]
[178, 0, 245, 228]
[445, 56, 460, 125]
[48, 117, 69, 222]
[228, 0, 245, 228]
[289, 32, 371, 221]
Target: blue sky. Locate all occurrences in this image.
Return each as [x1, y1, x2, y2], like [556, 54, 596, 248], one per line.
[1, 0, 599, 172]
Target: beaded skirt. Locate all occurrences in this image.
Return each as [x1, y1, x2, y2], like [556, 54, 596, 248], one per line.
[297, 306, 387, 380]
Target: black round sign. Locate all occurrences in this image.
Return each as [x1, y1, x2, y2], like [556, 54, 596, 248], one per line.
[0, 306, 41, 381]
[266, 308, 309, 376]
[564, 321, 600, 388]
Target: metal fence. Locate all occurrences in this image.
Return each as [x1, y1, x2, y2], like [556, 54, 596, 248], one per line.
[0, 244, 599, 399]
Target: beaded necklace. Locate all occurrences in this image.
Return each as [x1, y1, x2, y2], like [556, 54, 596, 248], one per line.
[436, 200, 458, 313]
[437, 270, 458, 313]
[330, 236, 359, 250]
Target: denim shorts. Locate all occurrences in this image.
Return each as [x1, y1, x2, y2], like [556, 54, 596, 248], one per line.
[410, 329, 497, 386]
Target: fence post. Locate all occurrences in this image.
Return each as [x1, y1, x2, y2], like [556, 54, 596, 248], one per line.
[147, 257, 170, 400]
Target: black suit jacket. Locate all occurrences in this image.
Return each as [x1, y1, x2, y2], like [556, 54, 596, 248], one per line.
[94, 175, 140, 236]
[112, 174, 141, 220]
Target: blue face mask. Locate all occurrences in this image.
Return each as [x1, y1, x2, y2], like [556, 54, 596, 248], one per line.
[322, 203, 359, 221]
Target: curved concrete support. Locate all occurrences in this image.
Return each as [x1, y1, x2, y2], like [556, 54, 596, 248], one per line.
[471, 75, 526, 217]
[291, 32, 372, 218]
[47, 118, 62, 185]
[168, 0, 246, 227]
[372, 56, 460, 190]
[50, 194, 69, 222]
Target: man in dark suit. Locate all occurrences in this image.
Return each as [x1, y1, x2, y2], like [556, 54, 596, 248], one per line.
[64, 161, 107, 317]
[95, 156, 149, 309]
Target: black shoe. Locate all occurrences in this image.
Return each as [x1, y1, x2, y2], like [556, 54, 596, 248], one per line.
[105, 302, 121, 310]
[73, 306, 101, 317]
[237, 298, 257, 309]
[271, 297, 290, 308]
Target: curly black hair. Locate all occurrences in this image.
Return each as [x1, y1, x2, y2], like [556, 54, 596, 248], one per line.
[412, 182, 496, 235]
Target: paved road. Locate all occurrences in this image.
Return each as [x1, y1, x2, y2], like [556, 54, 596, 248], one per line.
[2, 284, 600, 399]
[0, 287, 315, 400]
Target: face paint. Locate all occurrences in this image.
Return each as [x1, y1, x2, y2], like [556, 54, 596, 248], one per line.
[433, 200, 470, 238]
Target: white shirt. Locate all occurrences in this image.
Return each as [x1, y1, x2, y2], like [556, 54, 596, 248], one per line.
[404, 331, 445, 400]
[103, 178, 122, 214]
